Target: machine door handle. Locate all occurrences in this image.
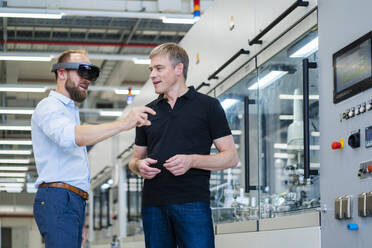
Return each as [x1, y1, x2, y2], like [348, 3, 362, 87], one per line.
[302, 58, 318, 179]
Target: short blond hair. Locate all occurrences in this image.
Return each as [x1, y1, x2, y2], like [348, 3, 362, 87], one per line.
[57, 49, 88, 63]
[150, 43, 189, 80]
[54, 49, 88, 79]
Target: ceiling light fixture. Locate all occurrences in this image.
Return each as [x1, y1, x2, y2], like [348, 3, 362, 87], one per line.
[279, 94, 319, 100]
[248, 71, 288, 90]
[0, 150, 32, 155]
[0, 8, 64, 19]
[99, 111, 123, 117]
[0, 54, 53, 61]
[0, 166, 29, 171]
[0, 178, 25, 183]
[0, 172, 26, 177]
[0, 140, 32, 145]
[0, 12, 63, 19]
[114, 89, 140, 95]
[220, 99, 239, 110]
[0, 159, 31, 164]
[0, 183, 24, 187]
[231, 130, 242, 135]
[0, 85, 47, 93]
[132, 58, 151, 64]
[161, 17, 198, 24]
[0, 126, 32, 131]
[289, 37, 318, 58]
[279, 115, 294, 120]
[0, 108, 34, 115]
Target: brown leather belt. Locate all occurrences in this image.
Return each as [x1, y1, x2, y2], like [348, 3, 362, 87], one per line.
[39, 182, 89, 200]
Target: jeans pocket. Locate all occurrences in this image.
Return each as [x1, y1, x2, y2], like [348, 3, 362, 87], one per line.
[33, 197, 48, 234]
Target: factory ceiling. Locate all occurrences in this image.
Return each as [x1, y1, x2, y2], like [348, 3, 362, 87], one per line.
[0, 0, 213, 193]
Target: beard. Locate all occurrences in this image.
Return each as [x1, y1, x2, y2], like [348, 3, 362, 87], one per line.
[65, 77, 87, 103]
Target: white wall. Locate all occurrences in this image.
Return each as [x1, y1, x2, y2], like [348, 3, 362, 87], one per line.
[182, 0, 317, 94]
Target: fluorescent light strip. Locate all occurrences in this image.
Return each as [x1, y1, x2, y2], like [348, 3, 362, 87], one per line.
[279, 115, 294, 120]
[0, 178, 25, 183]
[274, 143, 320, 150]
[274, 153, 296, 159]
[231, 130, 242, 135]
[279, 94, 319, 100]
[0, 150, 32, 155]
[310, 163, 320, 169]
[290, 37, 318, 58]
[0, 183, 24, 187]
[0, 86, 47, 92]
[3, 187, 23, 193]
[311, 132, 320, 137]
[132, 58, 151, 64]
[0, 172, 26, 177]
[0, 140, 32, 145]
[0, 159, 31, 164]
[0, 126, 31, 131]
[162, 17, 197, 24]
[0, 55, 53, 61]
[0, 166, 29, 171]
[99, 111, 122, 117]
[0, 108, 34, 115]
[114, 89, 141, 95]
[221, 99, 239, 110]
[0, 12, 63, 19]
[248, 71, 288, 90]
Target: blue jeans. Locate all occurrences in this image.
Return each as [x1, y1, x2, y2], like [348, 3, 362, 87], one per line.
[142, 201, 215, 248]
[33, 187, 86, 248]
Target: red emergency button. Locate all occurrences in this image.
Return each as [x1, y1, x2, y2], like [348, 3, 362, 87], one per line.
[331, 142, 342, 149]
[331, 138, 344, 150]
[367, 165, 372, 173]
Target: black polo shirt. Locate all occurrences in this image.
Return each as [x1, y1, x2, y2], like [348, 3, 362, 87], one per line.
[135, 86, 231, 206]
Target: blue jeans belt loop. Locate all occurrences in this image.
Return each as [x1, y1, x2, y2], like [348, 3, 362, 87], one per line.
[39, 182, 88, 200]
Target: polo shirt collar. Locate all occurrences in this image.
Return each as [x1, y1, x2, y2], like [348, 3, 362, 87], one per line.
[49, 90, 75, 107]
[154, 86, 197, 105]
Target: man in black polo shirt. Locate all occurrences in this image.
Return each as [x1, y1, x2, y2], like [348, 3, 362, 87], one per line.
[129, 43, 238, 248]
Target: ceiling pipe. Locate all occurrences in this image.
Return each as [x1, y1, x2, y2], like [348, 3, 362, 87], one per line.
[0, 7, 194, 20]
[0, 52, 150, 61]
[0, 40, 157, 48]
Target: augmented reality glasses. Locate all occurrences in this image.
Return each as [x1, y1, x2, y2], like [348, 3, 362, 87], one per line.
[51, 62, 100, 82]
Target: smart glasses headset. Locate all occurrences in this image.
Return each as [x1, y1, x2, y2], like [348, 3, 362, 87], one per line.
[51, 62, 100, 82]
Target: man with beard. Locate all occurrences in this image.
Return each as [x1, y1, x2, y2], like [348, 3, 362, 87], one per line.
[31, 49, 155, 248]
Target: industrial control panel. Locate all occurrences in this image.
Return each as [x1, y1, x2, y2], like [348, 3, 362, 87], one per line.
[321, 31, 372, 247]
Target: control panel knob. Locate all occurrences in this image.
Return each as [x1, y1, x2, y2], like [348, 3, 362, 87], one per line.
[355, 105, 361, 115]
[367, 100, 372, 111]
[360, 103, 366, 113]
[348, 108, 355, 118]
[348, 132, 360, 149]
[332, 142, 342, 150]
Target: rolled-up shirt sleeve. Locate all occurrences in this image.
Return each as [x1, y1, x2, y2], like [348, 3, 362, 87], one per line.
[32, 101, 77, 148]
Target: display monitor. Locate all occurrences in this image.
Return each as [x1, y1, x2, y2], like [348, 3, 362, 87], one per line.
[333, 31, 372, 103]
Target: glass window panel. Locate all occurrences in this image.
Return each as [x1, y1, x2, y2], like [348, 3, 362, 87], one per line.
[210, 69, 260, 224]
[210, 27, 320, 224]
[257, 29, 320, 219]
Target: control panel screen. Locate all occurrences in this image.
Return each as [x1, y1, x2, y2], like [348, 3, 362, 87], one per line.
[365, 126, 372, 148]
[333, 31, 372, 103]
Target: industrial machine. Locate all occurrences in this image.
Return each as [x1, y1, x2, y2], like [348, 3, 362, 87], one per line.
[320, 30, 372, 248]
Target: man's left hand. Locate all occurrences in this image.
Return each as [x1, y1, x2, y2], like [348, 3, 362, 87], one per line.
[163, 154, 194, 176]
